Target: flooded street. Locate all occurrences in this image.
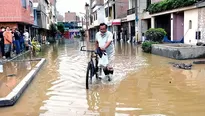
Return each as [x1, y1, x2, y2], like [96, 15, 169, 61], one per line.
[1, 40, 205, 116]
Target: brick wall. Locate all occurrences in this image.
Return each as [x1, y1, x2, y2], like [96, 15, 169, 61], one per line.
[0, 0, 34, 24]
[115, 0, 129, 18]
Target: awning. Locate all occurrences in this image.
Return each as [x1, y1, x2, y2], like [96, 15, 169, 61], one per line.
[112, 19, 121, 25]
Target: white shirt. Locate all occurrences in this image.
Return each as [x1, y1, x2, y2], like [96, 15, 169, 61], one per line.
[23, 32, 30, 41]
[95, 31, 114, 56]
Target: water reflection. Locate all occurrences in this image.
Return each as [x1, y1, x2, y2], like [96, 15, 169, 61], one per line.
[0, 61, 38, 98]
[1, 40, 205, 116]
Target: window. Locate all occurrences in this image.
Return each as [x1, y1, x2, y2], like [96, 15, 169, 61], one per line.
[93, 12, 97, 21]
[132, 0, 135, 8]
[22, 0, 26, 8]
[189, 20, 192, 29]
[147, 0, 151, 9]
[113, 4, 116, 19]
[21, 0, 26, 8]
[109, 7, 112, 17]
[105, 8, 108, 17]
[29, 1, 34, 16]
[96, 12, 97, 20]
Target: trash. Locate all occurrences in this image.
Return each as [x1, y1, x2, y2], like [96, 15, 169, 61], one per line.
[172, 63, 192, 70]
[193, 60, 205, 64]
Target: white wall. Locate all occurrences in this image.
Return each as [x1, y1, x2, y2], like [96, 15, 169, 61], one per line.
[97, 6, 105, 24]
[94, 6, 105, 26]
[129, 0, 132, 9]
[127, 14, 135, 21]
[184, 9, 198, 45]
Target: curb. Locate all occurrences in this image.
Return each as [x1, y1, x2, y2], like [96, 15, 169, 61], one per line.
[0, 50, 31, 63]
[0, 58, 46, 107]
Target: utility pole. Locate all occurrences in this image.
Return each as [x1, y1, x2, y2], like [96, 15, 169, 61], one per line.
[81, 17, 85, 45]
[108, 0, 110, 21]
[135, 0, 138, 43]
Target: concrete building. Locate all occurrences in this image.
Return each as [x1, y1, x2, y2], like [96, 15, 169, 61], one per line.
[57, 11, 64, 22]
[33, 0, 50, 40]
[104, 0, 129, 40]
[0, 0, 34, 34]
[65, 12, 79, 22]
[88, 0, 104, 40]
[88, 0, 129, 41]
[141, 0, 205, 45]
[49, 0, 57, 24]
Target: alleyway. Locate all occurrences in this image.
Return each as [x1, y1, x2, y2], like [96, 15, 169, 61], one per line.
[1, 40, 205, 116]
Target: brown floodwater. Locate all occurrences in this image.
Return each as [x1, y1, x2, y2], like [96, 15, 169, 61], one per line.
[0, 40, 205, 116]
[0, 59, 39, 98]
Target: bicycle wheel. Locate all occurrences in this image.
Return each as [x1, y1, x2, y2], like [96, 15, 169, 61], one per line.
[86, 63, 93, 89]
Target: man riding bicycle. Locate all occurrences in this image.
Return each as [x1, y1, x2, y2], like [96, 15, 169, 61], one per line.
[95, 23, 115, 78]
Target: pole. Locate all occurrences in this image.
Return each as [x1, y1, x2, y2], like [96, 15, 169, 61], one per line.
[82, 17, 84, 45]
[85, 7, 88, 41]
[108, 0, 109, 21]
[135, 0, 138, 43]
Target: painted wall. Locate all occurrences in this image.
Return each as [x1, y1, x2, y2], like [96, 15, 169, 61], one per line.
[128, 0, 135, 9]
[198, 7, 205, 43]
[93, 6, 105, 26]
[184, 9, 198, 45]
[65, 12, 77, 22]
[173, 12, 184, 41]
[115, 0, 129, 19]
[0, 0, 34, 24]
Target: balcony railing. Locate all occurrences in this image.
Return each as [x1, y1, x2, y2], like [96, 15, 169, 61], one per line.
[127, 8, 135, 15]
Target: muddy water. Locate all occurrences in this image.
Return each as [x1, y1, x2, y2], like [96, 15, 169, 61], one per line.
[0, 54, 39, 97]
[0, 40, 205, 116]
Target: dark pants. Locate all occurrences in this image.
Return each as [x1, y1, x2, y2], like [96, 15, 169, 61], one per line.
[20, 37, 24, 52]
[14, 40, 21, 54]
[0, 43, 4, 57]
[4, 44, 11, 58]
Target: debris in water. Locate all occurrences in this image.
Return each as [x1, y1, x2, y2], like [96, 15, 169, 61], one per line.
[172, 63, 192, 70]
[7, 74, 16, 77]
[193, 60, 205, 64]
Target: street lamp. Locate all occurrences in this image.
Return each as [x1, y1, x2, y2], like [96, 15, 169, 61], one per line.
[85, 3, 89, 34]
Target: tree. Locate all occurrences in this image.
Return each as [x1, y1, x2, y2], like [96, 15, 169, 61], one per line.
[49, 23, 57, 43]
[57, 23, 65, 35]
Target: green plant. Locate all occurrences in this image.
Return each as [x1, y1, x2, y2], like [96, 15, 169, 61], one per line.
[147, 0, 196, 14]
[74, 35, 81, 38]
[49, 23, 57, 43]
[142, 41, 159, 53]
[57, 23, 65, 34]
[145, 28, 167, 42]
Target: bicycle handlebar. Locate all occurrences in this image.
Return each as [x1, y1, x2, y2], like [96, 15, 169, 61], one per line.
[80, 46, 96, 53]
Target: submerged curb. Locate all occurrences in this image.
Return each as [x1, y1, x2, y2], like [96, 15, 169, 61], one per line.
[0, 58, 46, 107]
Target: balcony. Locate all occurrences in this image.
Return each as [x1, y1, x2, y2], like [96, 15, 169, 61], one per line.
[92, 0, 104, 8]
[127, 8, 135, 15]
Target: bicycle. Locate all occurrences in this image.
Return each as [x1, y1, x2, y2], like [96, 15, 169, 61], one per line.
[80, 46, 111, 89]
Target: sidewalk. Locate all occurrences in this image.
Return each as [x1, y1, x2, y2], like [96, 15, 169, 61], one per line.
[0, 49, 46, 107]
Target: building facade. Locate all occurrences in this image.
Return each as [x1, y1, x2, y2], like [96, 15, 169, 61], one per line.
[0, 0, 57, 40]
[88, 0, 129, 41]
[140, 0, 205, 45]
[65, 12, 79, 22]
[49, 0, 57, 24]
[0, 0, 34, 34]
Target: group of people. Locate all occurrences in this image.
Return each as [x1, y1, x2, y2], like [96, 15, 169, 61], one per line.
[0, 26, 31, 59]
